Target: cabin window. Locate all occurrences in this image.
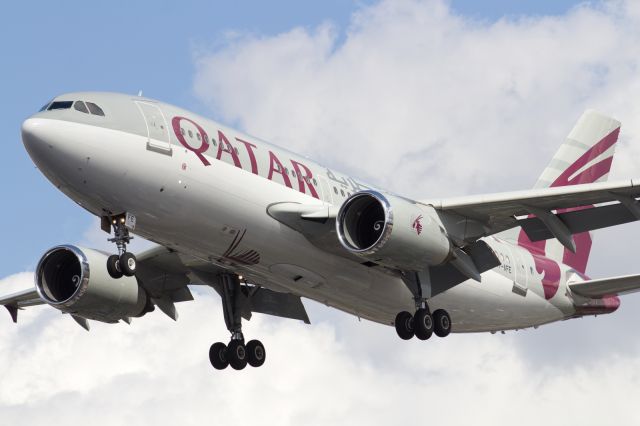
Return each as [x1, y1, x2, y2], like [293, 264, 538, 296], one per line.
[74, 101, 89, 114]
[86, 102, 105, 116]
[340, 189, 345, 197]
[188, 130, 193, 138]
[48, 101, 73, 110]
[196, 133, 201, 141]
[180, 128, 185, 135]
[313, 178, 318, 186]
[333, 187, 338, 194]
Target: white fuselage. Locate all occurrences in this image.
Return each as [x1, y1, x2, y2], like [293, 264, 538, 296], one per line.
[22, 93, 617, 333]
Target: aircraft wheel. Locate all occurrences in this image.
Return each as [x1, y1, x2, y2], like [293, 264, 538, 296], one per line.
[433, 309, 452, 338]
[246, 340, 266, 367]
[119, 252, 137, 277]
[414, 308, 434, 340]
[107, 254, 123, 279]
[227, 340, 248, 370]
[209, 342, 229, 370]
[395, 311, 415, 340]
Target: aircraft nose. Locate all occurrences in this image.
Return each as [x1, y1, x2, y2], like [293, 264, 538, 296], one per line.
[21, 117, 60, 172]
[21, 117, 48, 152]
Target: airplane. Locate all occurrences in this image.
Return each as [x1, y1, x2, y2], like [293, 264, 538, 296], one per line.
[3, 92, 640, 371]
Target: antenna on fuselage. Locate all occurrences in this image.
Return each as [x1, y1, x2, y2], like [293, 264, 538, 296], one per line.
[137, 90, 143, 97]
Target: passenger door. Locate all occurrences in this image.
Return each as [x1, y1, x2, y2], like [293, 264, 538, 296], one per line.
[136, 101, 172, 155]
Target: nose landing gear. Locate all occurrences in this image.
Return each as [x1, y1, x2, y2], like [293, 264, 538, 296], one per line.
[104, 213, 138, 279]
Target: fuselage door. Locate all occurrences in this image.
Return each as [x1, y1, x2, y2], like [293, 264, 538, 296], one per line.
[317, 175, 333, 205]
[509, 246, 529, 296]
[135, 101, 172, 155]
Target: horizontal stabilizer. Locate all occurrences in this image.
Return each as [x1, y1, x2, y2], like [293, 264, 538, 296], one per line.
[569, 274, 640, 298]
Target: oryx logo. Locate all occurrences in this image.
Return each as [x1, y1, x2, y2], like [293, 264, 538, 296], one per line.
[412, 215, 424, 235]
[219, 229, 260, 266]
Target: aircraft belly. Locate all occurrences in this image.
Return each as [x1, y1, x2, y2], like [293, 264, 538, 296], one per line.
[430, 270, 565, 332]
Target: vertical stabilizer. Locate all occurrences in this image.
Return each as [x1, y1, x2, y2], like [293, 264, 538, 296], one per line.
[503, 110, 621, 275]
[533, 110, 620, 189]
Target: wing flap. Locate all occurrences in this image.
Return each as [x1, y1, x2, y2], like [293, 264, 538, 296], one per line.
[249, 288, 310, 324]
[569, 274, 640, 298]
[519, 203, 636, 242]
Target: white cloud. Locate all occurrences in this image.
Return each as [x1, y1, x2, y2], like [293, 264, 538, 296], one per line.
[193, 0, 640, 198]
[1, 280, 640, 425]
[4, 0, 640, 424]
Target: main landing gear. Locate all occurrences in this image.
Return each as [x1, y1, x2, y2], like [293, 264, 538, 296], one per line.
[105, 214, 137, 279]
[395, 272, 452, 340]
[394, 306, 452, 340]
[209, 274, 266, 370]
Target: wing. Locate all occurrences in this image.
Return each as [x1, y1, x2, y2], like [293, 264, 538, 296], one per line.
[428, 179, 640, 251]
[0, 288, 44, 323]
[136, 246, 310, 323]
[569, 274, 640, 298]
[1, 246, 310, 324]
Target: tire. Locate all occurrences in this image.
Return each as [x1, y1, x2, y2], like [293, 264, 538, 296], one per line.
[226, 340, 248, 370]
[107, 254, 123, 279]
[433, 309, 452, 338]
[414, 308, 434, 340]
[119, 252, 137, 277]
[246, 340, 266, 368]
[209, 342, 229, 370]
[394, 311, 415, 340]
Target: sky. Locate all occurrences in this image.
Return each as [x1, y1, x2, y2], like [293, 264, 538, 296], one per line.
[2, 0, 640, 424]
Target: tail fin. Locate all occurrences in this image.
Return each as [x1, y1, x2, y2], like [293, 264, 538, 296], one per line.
[504, 110, 621, 274]
[533, 110, 620, 189]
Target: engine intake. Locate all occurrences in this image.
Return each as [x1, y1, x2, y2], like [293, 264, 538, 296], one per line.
[337, 191, 451, 270]
[36, 245, 150, 323]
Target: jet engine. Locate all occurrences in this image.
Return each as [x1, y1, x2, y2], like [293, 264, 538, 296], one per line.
[336, 191, 451, 270]
[35, 245, 151, 323]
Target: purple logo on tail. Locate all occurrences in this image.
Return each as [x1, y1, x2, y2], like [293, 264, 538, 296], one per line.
[518, 127, 620, 299]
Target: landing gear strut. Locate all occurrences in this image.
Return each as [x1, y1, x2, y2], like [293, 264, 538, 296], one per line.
[209, 273, 266, 370]
[105, 213, 137, 279]
[394, 273, 452, 340]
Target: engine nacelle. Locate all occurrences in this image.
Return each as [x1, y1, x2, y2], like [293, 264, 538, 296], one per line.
[337, 191, 451, 270]
[35, 245, 150, 323]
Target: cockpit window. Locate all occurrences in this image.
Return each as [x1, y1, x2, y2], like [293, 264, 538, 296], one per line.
[86, 102, 105, 116]
[48, 101, 73, 110]
[39, 100, 52, 112]
[74, 101, 89, 114]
